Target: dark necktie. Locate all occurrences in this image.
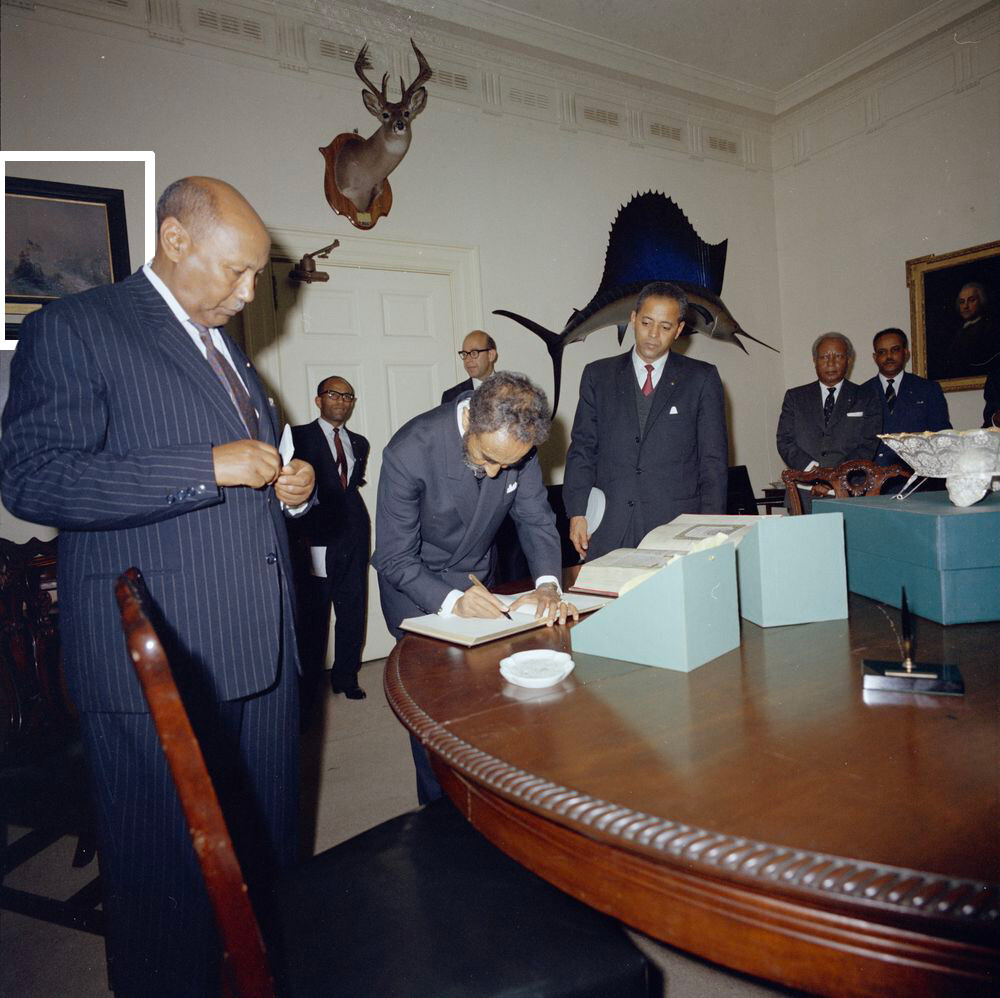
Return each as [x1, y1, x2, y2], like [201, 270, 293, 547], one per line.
[823, 386, 836, 426]
[885, 378, 896, 413]
[192, 323, 259, 438]
[333, 428, 348, 490]
[641, 364, 654, 397]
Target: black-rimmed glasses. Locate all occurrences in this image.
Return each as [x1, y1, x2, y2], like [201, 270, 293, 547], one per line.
[457, 349, 492, 360]
[319, 390, 356, 402]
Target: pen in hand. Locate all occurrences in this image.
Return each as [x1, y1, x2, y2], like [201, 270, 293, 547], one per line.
[467, 573, 512, 620]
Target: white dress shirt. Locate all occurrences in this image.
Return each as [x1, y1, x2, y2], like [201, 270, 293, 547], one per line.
[631, 349, 668, 390]
[879, 371, 906, 394]
[317, 417, 355, 481]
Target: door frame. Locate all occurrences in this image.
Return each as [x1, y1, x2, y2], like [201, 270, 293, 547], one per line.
[242, 226, 483, 399]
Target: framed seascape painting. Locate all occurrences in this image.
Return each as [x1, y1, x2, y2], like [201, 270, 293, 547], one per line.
[5, 176, 131, 338]
[908, 239, 1000, 392]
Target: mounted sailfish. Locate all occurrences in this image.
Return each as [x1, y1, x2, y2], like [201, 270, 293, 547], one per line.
[494, 191, 778, 416]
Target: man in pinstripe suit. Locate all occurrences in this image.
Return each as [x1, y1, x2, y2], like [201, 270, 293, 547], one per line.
[0, 177, 315, 996]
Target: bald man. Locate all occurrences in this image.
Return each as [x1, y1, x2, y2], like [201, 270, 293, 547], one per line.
[1, 176, 315, 996]
[442, 329, 498, 402]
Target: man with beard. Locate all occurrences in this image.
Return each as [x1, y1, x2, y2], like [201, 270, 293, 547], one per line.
[372, 371, 573, 802]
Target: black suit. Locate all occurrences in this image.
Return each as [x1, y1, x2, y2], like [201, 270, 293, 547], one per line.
[441, 377, 474, 403]
[776, 379, 881, 512]
[862, 372, 951, 465]
[563, 350, 728, 560]
[290, 420, 370, 689]
[0, 270, 304, 995]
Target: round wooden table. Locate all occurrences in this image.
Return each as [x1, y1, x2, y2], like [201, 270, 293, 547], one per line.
[384, 594, 999, 997]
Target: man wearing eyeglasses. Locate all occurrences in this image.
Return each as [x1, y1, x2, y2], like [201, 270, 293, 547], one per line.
[290, 377, 371, 700]
[776, 332, 881, 512]
[441, 330, 498, 402]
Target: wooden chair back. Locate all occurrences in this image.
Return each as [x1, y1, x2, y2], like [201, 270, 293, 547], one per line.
[114, 568, 275, 998]
[781, 460, 910, 515]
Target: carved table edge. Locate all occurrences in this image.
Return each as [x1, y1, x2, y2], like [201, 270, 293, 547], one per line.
[384, 648, 1000, 936]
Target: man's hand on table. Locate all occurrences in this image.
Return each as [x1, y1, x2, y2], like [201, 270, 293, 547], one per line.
[509, 582, 579, 627]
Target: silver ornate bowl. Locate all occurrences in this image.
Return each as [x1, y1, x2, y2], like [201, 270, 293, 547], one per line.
[879, 427, 1000, 506]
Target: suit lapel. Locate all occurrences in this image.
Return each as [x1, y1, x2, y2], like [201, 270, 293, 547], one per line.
[310, 422, 342, 492]
[127, 274, 255, 441]
[449, 469, 507, 569]
[346, 429, 367, 490]
[827, 381, 857, 431]
[444, 407, 481, 531]
[615, 354, 641, 437]
[227, 336, 275, 444]
[643, 352, 682, 438]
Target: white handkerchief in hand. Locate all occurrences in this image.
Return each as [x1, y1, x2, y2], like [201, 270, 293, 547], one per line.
[278, 424, 296, 511]
[278, 423, 295, 465]
[669, 405, 679, 415]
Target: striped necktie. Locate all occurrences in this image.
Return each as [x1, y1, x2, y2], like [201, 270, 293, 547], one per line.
[823, 386, 836, 425]
[192, 323, 259, 438]
[885, 378, 896, 413]
[333, 428, 349, 489]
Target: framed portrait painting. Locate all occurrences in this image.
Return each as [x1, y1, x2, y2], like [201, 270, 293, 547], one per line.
[907, 239, 1000, 392]
[5, 176, 131, 337]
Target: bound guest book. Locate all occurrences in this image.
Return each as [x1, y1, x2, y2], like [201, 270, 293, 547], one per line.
[400, 592, 609, 647]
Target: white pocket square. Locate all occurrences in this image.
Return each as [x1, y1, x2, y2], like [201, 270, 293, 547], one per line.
[669, 405, 679, 415]
[506, 481, 518, 494]
[847, 411, 863, 417]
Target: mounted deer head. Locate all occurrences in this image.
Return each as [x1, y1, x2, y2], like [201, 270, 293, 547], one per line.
[329, 39, 433, 215]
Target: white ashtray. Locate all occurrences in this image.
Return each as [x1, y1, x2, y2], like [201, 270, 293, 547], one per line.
[499, 650, 575, 688]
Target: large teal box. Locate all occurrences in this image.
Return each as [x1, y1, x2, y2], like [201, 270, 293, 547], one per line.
[814, 491, 1000, 625]
[737, 515, 847, 627]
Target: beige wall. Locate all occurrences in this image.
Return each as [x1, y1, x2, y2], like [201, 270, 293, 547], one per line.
[773, 74, 1000, 431]
[2, 8, 997, 550]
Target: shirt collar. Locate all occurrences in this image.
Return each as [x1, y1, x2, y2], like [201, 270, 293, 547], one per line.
[820, 380, 844, 397]
[632, 348, 668, 378]
[879, 371, 904, 392]
[142, 262, 202, 328]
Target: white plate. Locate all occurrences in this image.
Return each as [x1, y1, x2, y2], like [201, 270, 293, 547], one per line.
[499, 649, 575, 688]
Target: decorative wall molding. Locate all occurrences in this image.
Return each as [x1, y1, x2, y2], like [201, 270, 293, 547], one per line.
[2, 0, 997, 176]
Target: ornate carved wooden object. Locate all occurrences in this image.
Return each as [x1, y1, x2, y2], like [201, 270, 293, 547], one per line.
[781, 460, 910, 514]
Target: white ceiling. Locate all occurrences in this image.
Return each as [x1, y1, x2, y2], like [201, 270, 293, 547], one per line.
[377, 0, 991, 113]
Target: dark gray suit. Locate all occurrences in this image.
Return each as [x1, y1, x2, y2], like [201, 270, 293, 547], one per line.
[372, 399, 561, 803]
[776, 379, 882, 512]
[372, 401, 561, 636]
[563, 350, 728, 560]
[0, 270, 303, 995]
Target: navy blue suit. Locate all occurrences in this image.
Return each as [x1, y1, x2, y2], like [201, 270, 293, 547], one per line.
[862, 371, 951, 465]
[0, 270, 303, 995]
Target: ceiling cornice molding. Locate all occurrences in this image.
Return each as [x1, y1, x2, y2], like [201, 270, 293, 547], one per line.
[772, 0, 995, 113]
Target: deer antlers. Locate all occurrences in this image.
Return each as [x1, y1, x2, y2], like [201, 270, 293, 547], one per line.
[354, 38, 432, 105]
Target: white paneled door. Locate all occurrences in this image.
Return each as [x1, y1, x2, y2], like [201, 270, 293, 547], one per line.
[243, 230, 482, 661]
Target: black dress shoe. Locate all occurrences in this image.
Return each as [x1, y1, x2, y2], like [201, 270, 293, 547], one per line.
[331, 681, 366, 700]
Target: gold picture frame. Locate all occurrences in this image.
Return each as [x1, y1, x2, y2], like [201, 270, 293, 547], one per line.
[907, 239, 1000, 393]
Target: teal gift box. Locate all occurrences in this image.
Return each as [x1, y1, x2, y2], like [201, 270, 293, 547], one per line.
[814, 491, 1000, 625]
[736, 515, 848, 627]
[570, 544, 739, 672]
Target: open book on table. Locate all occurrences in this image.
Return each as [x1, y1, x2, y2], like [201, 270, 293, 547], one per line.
[569, 514, 763, 597]
[399, 591, 609, 647]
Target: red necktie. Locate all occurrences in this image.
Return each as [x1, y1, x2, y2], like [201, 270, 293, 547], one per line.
[641, 364, 654, 397]
[333, 428, 348, 489]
